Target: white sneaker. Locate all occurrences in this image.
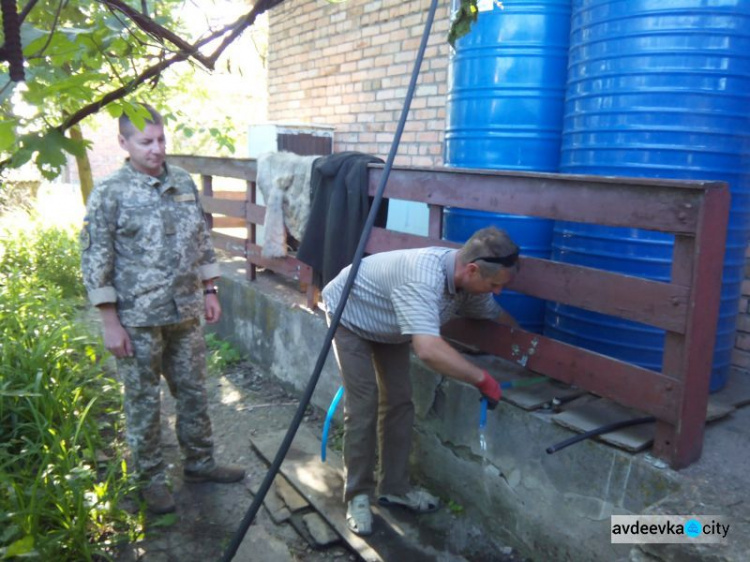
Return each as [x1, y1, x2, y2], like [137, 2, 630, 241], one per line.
[346, 493, 373, 536]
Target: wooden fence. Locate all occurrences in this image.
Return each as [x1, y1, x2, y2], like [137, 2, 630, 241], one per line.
[167, 154, 729, 469]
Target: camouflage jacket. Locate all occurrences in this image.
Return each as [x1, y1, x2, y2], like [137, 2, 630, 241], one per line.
[81, 161, 220, 327]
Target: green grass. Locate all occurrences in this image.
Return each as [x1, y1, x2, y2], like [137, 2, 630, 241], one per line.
[205, 332, 243, 376]
[0, 209, 142, 560]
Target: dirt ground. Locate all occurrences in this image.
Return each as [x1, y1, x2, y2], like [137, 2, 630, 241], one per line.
[112, 359, 356, 562]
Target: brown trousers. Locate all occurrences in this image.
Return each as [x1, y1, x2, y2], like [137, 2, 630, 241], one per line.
[330, 321, 414, 502]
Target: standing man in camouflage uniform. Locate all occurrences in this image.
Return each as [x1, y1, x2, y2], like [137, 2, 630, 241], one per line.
[81, 103, 245, 514]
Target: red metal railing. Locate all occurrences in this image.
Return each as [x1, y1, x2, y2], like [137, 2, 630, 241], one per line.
[167, 154, 729, 469]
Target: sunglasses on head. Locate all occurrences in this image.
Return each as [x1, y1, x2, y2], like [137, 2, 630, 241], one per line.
[470, 250, 519, 268]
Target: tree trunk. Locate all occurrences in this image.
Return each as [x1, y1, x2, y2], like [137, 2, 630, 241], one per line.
[69, 125, 94, 205]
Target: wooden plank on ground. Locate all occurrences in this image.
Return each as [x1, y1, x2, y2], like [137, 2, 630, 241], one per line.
[251, 426, 466, 562]
[552, 399, 656, 453]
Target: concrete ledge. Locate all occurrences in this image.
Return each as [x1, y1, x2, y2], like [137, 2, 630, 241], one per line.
[214, 259, 745, 561]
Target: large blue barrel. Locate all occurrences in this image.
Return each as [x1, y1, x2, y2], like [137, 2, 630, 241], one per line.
[546, 0, 750, 391]
[443, 0, 572, 333]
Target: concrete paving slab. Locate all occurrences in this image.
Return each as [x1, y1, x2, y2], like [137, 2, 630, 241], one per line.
[711, 369, 750, 408]
[705, 399, 736, 423]
[504, 381, 586, 411]
[245, 475, 292, 523]
[234, 525, 294, 562]
[303, 512, 340, 547]
[552, 399, 655, 452]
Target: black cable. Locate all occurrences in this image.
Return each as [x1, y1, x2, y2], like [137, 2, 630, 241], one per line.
[220, 1, 439, 559]
[545, 416, 656, 455]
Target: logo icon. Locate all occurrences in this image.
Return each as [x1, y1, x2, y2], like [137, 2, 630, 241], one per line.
[685, 519, 702, 538]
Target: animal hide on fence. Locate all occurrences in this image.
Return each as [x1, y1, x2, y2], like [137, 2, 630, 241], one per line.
[256, 151, 320, 258]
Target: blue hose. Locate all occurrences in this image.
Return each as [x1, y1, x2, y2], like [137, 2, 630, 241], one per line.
[323, 376, 550, 450]
[479, 398, 488, 430]
[321, 386, 344, 462]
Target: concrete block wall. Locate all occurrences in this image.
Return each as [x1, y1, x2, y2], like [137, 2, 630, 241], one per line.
[267, 0, 451, 167]
[213, 261, 683, 561]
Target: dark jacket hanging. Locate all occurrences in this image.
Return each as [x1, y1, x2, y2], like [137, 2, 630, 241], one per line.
[297, 151, 389, 288]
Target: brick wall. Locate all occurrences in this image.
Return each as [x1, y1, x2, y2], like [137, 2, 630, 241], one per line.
[267, 0, 750, 378]
[267, 0, 451, 167]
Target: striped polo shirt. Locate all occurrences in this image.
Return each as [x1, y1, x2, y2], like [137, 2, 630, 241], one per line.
[321, 247, 501, 344]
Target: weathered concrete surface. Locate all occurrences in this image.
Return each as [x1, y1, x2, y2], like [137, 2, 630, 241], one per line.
[214, 258, 342, 413]
[216, 259, 750, 561]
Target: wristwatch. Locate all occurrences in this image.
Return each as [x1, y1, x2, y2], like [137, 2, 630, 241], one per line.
[203, 287, 218, 295]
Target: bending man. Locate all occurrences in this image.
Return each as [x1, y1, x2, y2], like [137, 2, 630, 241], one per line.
[322, 226, 519, 535]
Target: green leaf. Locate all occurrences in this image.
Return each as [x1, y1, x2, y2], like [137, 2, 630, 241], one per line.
[21, 129, 88, 180]
[23, 30, 77, 59]
[0, 524, 20, 544]
[122, 102, 155, 132]
[4, 535, 35, 558]
[0, 121, 16, 153]
[106, 104, 125, 119]
[448, 0, 480, 47]
[150, 513, 178, 528]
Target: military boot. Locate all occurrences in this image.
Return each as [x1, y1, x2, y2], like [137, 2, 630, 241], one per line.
[142, 482, 176, 514]
[183, 464, 245, 483]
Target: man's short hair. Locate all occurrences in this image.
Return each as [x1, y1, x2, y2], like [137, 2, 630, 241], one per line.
[457, 226, 520, 277]
[118, 103, 163, 139]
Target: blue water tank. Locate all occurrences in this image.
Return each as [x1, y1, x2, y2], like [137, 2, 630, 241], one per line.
[546, 0, 750, 392]
[443, 0, 572, 333]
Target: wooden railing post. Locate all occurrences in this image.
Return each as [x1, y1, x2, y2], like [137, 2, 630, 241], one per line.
[201, 174, 213, 230]
[247, 179, 257, 282]
[428, 204, 442, 239]
[655, 187, 730, 468]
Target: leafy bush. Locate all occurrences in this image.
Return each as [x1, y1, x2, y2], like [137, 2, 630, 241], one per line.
[205, 332, 243, 376]
[0, 219, 83, 300]
[0, 217, 140, 560]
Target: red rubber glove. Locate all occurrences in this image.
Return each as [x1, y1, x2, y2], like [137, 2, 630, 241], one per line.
[476, 370, 502, 410]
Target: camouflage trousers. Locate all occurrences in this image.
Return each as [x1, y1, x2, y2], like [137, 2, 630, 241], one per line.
[118, 318, 215, 484]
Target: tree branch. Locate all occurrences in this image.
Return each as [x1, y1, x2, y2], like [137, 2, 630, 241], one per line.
[18, 0, 40, 24]
[2, 0, 287, 174]
[97, 0, 215, 70]
[57, 52, 183, 132]
[205, 0, 284, 66]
